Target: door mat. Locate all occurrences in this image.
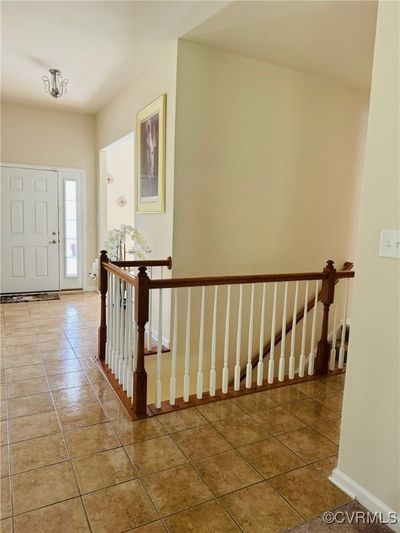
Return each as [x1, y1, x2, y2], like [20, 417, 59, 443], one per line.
[0, 292, 60, 304]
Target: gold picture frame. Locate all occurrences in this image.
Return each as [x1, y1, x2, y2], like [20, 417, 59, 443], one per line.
[136, 94, 166, 213]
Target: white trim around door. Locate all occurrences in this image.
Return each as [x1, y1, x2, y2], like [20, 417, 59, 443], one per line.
[1, 162, 87, 292]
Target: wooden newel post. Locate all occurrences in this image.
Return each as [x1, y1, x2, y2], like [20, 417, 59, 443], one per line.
[316, 260, 336, 375]
[98, 250, 109, 362]
[133, 266, 150, 417]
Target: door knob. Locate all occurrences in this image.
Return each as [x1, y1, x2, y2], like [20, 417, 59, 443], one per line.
[48, 239, 57, 244]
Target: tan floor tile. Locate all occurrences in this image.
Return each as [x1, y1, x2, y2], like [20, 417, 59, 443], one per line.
[4, 335, 37, 346]
[295, 380, 336, 397]
[7, 377, 49, 399]
[172, 424, 232, 460]
[0, 518, 12, 533]
[143, 463, 213, 517]
[58, 402, 107, 431]
[85, 368, 106, 384]
[221, 481, 303, 533]
[232, 392, 276, 413]
[44, 359, 82, 376]
[277, 427, 338, 463]
[9, 411, 60, 443]
[14, 498, 90, 533]
[1, 353, 42, 369]
[0, 400, 7, 421]
[1, 445, 10, 477]
[37, 332, 67, 343]
[252, 406, 306, 435]
[309, 455, 338, 479]
[163, 500, 240, 532]
[5, 364, 45, 383]
[194, 449, 262, 496]
[91, 381, 117, 402]
[157, 407, 207, 433]
[325, 373, 345, 392]
[65, 422, 120, 458]
[286, 398, 337, 424]
[2, 344, 38, 357]
[38, 340, 71, 353]
[128, 522, 166, 533]
[40, 349, 77, 362]
[112, 417, 166, 445]
[125, 435, 187, 476]
[316, 392, 343, 414]
[8, 392, 54, 419]
[12, 461, 79, 514]
[0, 421, 8, 446]
[269, 466, 350, 519]
[52, 384, 98, 410]
[1, 477, 12, 519]
[73, 447, 137, 493]
[311, 417, 341, 445]
[265, 386, 311, 405]
[238, 437, 305, 479]
[10, 433, 68, 474]
[48, 371, 89, 391]
[101, 398, 129, 420]
[83, 479, 157, 533]
[197, 400, 244, 422]
[213, 414, 270, 447]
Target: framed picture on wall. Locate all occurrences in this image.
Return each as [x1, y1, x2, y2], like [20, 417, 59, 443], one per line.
[136, 94, 166, 213]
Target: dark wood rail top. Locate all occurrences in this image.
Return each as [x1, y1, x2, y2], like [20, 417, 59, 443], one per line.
[149, 271, 328, 289]
[103, 262, 137, 285]
[112, 256, 172, 269]
[336, 271, 355, 279]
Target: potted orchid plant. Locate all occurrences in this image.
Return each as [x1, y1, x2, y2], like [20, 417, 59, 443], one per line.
[89, 225, 151, 279]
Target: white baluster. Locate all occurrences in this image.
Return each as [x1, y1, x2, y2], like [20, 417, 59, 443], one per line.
[111, 273, 117, 373]
[289, 281, 299, 379]
[155, 286, 163, 408]
[245, 284, 255, 388]
[222, 285, 231, 393]
[338, 279, 350, 368]
[147, 267, 153, 351]
[308, 280, 319, 375]
[267, 283, 278, 384]
[234, 284, 243, 391]
[169, 289, 178, 405]
[183, 287, 191, 402]
[299, 281, 309, 377]
[278, 282, 288, 381]
[257, 283, 266, 386]
[105, 272, 111, 365]
[329, 303, 338, 371]
[197, 287, 205, 399]
[126, 283, 134, 398]
[114, 278, 121, 376]
[210, 286, 218, 396]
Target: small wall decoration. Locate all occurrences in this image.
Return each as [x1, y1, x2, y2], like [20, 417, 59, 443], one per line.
[106, 174, 114, 185]
[136, 94, 166, 213]
[117, 196, 127, 207]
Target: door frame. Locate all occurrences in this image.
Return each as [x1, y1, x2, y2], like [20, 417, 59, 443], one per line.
[0, 162, 88, 291]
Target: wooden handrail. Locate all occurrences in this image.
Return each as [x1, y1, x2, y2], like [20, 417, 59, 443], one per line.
[149, 271, 327, 290]
[103, 262, 137, 286]
[112, 257, 172, 269]
[237, 262, 354, 383]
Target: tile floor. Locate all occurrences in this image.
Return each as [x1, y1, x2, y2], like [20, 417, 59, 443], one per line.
[0, 293, 391, 532]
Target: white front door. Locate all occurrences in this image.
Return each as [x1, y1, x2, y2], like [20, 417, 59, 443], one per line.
[1, 166, 60, 293]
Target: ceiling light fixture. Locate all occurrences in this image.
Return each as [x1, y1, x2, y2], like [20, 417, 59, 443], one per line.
[42, 68, 69, 99]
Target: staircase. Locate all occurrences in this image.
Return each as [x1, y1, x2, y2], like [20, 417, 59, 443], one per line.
[97, 253, 354, 419]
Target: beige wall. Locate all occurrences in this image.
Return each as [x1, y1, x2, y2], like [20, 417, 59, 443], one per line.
[0, 101, 97, 287]
[173, 40, 369, 277]
[336, 0, 399, 514]
[96, 42, 177, 262]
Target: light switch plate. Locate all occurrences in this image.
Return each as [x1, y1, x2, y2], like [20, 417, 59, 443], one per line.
[379, 230, 400, 259]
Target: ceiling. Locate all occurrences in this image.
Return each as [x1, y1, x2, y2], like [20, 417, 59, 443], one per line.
[1, 1, 377, 114]
[0, 1, 228, 113]
[184, 1, 378, 90]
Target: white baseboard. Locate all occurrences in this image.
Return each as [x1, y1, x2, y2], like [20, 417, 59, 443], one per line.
[330, 468, 400, 532]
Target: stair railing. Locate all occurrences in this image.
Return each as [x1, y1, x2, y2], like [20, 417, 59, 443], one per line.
[98, 253, 354, 419]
